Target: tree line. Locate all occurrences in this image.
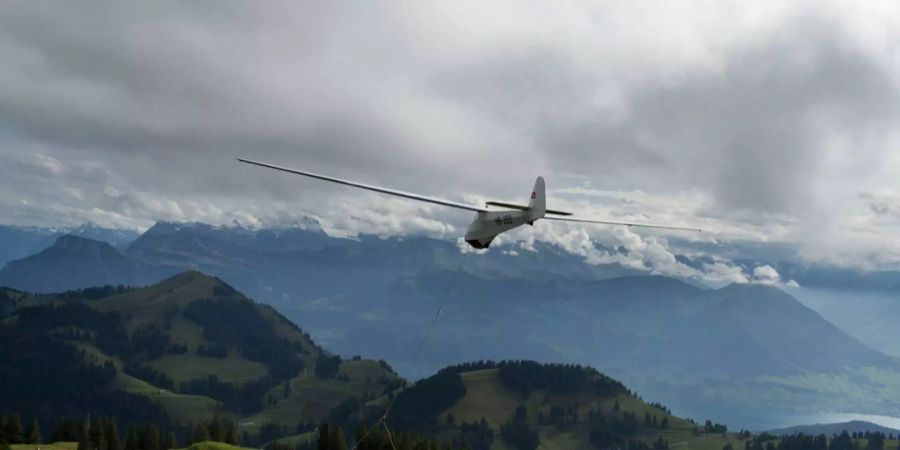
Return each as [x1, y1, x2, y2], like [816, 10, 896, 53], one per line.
[745, 430, 900, 450]
[0, 414, 41, 447]
[438, 360, 627, 398]
[0, 412, 261, 450]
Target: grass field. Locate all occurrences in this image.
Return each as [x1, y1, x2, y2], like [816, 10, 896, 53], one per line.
[118, 371, 221, 423]
[11, 443, 78, 450]
[243, 371, 359, 430]
[149, 353, 268, 385]
[242, 360, 398, 433]
[175, 441, 257, 450]
[273, 431, 317, 448]
[445, 369, 522, 428]
[70, 341, 221, 424]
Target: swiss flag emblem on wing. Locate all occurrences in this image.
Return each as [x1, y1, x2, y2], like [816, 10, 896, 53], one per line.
[531, 192, 536, 199]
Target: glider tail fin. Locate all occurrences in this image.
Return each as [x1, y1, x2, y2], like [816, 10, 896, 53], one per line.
[528, 176, 546, 220]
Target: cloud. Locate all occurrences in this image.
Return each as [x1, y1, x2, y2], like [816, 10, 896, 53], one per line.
[521, 222, 753, 284]
[752, 265, 782, 285]
[750, 264, 800, 288]
[0, 2, 899, 272]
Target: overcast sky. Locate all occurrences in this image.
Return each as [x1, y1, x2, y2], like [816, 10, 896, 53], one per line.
[2, 2, 900, 281]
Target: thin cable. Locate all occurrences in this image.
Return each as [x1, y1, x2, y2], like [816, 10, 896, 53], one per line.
[351, 250, 469, 450]
[409, 251, 469, 365]
[383, 421, 397, 450]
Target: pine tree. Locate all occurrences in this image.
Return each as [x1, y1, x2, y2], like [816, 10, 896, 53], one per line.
[105, 420, 123, 450]
[330, 426, 347, 450]
[192, 423, 210, 444]
[317, 424, 330, 450]
[125, 425, 140, 450]
[353, 423, 369, 450]
[90, 418, 104, 450]
[4, 415, 23, 444]
[139, 424, 161, 450]
[25, 417, 41, 444]
[208, 414, 223, 443]
[78, 425, 93, 450]
[165, 432, 179, 450]
[224, 421, 240, 446]
[53, 418, 79, 443]
[867, 433, 885, 450]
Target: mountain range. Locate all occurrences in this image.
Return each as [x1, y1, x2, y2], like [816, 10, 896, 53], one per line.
[0, 223, 139, 268]
[1, 221, 899, 430]
[767, 421, 900, 436]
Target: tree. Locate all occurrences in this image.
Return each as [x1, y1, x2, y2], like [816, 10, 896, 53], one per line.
[654, 436, 669, 450]
[830, 431, 854, 450]
[867, 433, 885, 450]
[514, 405, 527, 422]
[90, 418, 104, 450]
[79, 426, 93, 450]
[138, 424, 161, 450]
[4, 415, 23, 444]
[501, 421, 539, 450]
[330, 426, 348, 450]
[105, 420, 123, 450]
[209, 414, 224, 442]
[52, 418, 80, 443]
[224, 421, 240, 446]
[125, 425, 140, 450]
[165, 432, 179, 450]
[25, 418, 41, 444]
[192, 423, 210, 444]
[317, 424, 331, 450]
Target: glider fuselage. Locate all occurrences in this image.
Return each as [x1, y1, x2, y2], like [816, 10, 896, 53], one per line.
[464, 209, 536, 249]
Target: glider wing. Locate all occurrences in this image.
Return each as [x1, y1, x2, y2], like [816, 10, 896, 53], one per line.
[238, 158, 487, 212]
[544, 216, 701, 232]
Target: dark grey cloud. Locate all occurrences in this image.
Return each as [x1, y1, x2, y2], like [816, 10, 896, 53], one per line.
[1, 2, 899, 271]
[428, 14, 899, 219]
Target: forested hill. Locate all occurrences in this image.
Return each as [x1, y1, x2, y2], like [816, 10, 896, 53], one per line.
[0, 271, 399, 446]
[356, 360, 733, 450]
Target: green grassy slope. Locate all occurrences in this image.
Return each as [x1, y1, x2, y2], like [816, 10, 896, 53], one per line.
[244, 360, 398, 433]
[427, 366, 750, 450]
[95, 272, 398, 428]
[10, 444, 79, 450]
[175, 441, 257, 450]
[149, 353, 268, 385]
[1, 271, 401, 433]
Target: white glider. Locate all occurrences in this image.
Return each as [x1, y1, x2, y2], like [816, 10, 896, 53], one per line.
[238, 158, 701, 249]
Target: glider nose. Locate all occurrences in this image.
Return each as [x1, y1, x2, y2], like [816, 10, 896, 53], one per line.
[465, 238, 493, 249]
